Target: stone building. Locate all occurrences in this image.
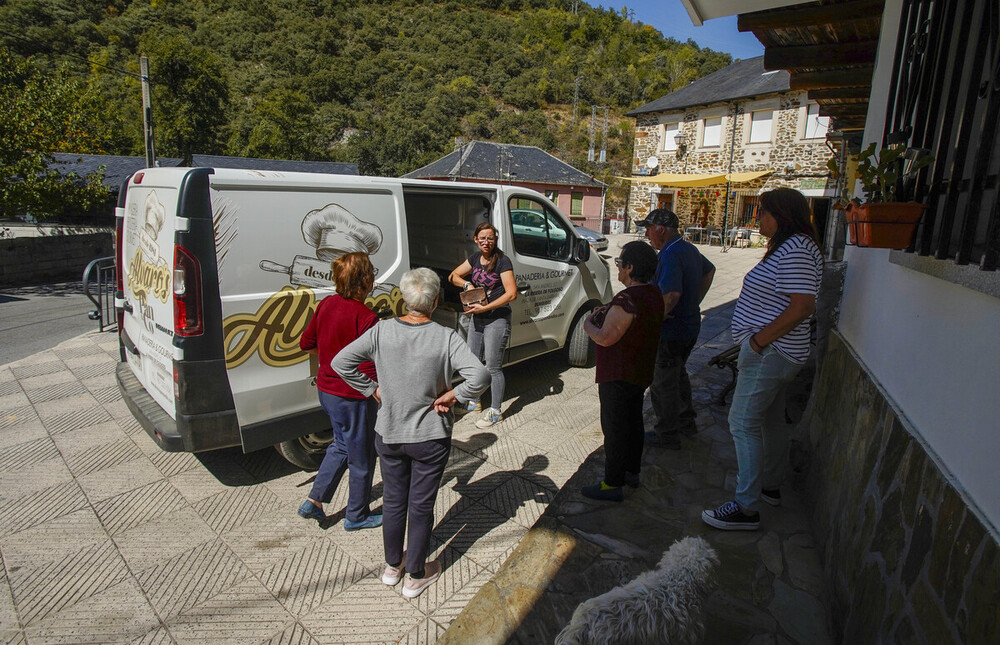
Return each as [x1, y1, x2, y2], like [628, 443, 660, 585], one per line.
[625, 56, 837, 239]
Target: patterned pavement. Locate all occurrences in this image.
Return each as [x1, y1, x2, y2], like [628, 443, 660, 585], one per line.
[0, 238, 769, 644]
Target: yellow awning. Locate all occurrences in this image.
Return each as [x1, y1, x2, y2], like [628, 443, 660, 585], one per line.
[618, 170, 772, 187]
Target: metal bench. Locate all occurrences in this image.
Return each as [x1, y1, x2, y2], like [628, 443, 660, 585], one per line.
[707, 344, 740, 405]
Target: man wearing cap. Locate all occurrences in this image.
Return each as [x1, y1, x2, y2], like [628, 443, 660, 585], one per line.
[640, 209, 716, 449]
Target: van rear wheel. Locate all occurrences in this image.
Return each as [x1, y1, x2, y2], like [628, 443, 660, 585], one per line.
[567, 309, 595, 367]
[277, 432, 332, 471]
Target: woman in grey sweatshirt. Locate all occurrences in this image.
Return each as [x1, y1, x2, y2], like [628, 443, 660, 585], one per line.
[333, 267, 489, 599]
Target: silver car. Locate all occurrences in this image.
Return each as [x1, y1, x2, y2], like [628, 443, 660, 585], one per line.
[574, 224, 609, 252]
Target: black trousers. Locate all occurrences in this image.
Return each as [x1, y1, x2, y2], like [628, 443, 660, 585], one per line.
[650, 338, 697, 437]
[376, 434, 451, 577]
[599, 380, 647, 487]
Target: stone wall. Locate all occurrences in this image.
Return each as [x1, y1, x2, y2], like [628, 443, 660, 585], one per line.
[803, 331, 999, 643]
[629, 91, 836, 228]
[0, 233, 113, 286]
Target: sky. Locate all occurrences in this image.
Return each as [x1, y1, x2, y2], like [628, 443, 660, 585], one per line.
[600, 1, 766, 60]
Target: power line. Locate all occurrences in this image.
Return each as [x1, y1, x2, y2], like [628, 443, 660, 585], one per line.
[0, 29, 145, 82]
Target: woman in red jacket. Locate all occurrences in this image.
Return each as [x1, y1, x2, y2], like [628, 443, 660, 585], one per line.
[297, 252, 382, 530]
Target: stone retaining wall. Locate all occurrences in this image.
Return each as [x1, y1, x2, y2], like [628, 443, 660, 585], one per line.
[0, 233, 113, 286]
[804, 331, 999, 643]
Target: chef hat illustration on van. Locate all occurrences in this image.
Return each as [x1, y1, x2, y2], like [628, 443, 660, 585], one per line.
[259, 203, 384, 289]
[139, 190, 166, 259]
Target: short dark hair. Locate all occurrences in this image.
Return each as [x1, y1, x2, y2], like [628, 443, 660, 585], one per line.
[619, 240, 658, 283]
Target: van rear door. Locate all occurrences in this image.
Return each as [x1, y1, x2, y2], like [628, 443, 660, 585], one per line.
[120, 170, 184, 418]
[207, 172, 407, 452]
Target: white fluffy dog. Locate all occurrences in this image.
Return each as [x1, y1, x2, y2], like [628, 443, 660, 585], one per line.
[555, 536, 719, 645]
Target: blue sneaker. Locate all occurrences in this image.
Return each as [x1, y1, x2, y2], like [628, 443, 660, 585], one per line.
[344, 513, 383, 531]
[457, 400, 482, 415]
[298, 500, 326, 522]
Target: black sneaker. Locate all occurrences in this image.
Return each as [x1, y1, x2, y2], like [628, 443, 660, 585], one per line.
[702, 501, 760, 531]
[761, 488, 781, 507]
[643, 431, 681, 450]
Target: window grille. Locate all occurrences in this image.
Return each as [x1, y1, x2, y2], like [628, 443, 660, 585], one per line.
[886, 0, 1000, 270]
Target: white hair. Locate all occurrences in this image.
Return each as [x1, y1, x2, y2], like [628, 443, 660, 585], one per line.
[400, 268, 440, 315]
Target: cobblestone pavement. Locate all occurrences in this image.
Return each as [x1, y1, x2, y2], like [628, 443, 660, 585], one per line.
[0, 235, 831, 644]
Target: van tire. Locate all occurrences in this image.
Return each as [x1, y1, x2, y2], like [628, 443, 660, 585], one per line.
[567, 309, 595, 367]
[277, 433, 332, 471]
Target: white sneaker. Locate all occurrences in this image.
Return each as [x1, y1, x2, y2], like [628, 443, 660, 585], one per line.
[402, 560, 441, 598]
[475, 407, 502, 429]
[382, 562, 404, 586]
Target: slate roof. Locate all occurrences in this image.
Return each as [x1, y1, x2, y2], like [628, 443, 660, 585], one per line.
[189, 155, 359, 175]
[50, 154, 183, 191]
[48, 153, 360, 191]
[403, 141, 606, 188]
[625, 57, 791, 116]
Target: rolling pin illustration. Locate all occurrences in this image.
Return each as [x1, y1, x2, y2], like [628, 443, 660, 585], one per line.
[260, 256, 392, 293]
[260, 255, 335, 288]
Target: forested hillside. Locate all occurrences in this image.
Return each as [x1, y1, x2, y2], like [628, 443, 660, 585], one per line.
[0, 0, 732, 217]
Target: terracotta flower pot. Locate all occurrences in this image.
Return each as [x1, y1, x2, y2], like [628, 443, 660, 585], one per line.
[845, 202, 926, 249]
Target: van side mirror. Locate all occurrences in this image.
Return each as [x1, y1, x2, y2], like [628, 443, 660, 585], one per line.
[572, 237, 591, 263]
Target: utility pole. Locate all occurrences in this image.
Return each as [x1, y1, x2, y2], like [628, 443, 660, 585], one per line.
[722, 102, 739, 253]
[572, 75, 582, 125]
[140, 56, 156, 168]
[588, 105, 596, 162]
[599, 106, 609, 163]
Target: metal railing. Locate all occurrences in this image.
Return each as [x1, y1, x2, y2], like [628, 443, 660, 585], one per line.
[82, 256, 116, 332]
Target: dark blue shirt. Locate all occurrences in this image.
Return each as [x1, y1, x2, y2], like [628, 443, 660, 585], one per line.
[653, 237, 715, 341]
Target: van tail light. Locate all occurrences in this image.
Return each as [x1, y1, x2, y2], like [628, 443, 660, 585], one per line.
[173, 245, 203, 336]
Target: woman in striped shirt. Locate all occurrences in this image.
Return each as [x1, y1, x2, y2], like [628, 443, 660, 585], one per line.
[703, 188, 823, 531]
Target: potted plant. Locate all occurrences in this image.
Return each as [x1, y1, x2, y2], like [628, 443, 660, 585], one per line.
[833, 143, 934, 249]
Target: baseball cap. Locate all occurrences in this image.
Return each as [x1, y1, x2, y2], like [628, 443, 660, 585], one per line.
[638, 209, 680, 230]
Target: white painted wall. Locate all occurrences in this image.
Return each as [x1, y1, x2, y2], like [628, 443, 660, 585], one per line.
[839, 0, 1000, 531]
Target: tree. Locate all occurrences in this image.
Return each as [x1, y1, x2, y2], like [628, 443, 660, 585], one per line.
[0, 48, 111, 219]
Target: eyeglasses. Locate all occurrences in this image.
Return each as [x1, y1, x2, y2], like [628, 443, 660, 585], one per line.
[476, 237, 496, 243]
[614, 257, 624, 266]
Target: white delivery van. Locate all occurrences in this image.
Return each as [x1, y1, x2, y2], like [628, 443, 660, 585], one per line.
[115, 167, 612, 469]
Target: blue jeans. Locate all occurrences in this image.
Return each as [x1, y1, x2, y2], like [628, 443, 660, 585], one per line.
[465, 314, 510, 410]
[309, 392, 377, 523]
[728, 337, 802, 512]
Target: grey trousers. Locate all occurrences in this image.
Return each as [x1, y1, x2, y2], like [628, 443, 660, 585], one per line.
[465, 313, 510, 410]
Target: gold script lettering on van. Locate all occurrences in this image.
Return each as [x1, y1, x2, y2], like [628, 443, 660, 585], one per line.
[127, 247, 171, 304]
[223, 286, 316, 369]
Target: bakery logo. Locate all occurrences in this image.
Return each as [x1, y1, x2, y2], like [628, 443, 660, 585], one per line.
[260, 203, 383, 288]
[127, 191, 171, 306]
[223, 203, 406, 369]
